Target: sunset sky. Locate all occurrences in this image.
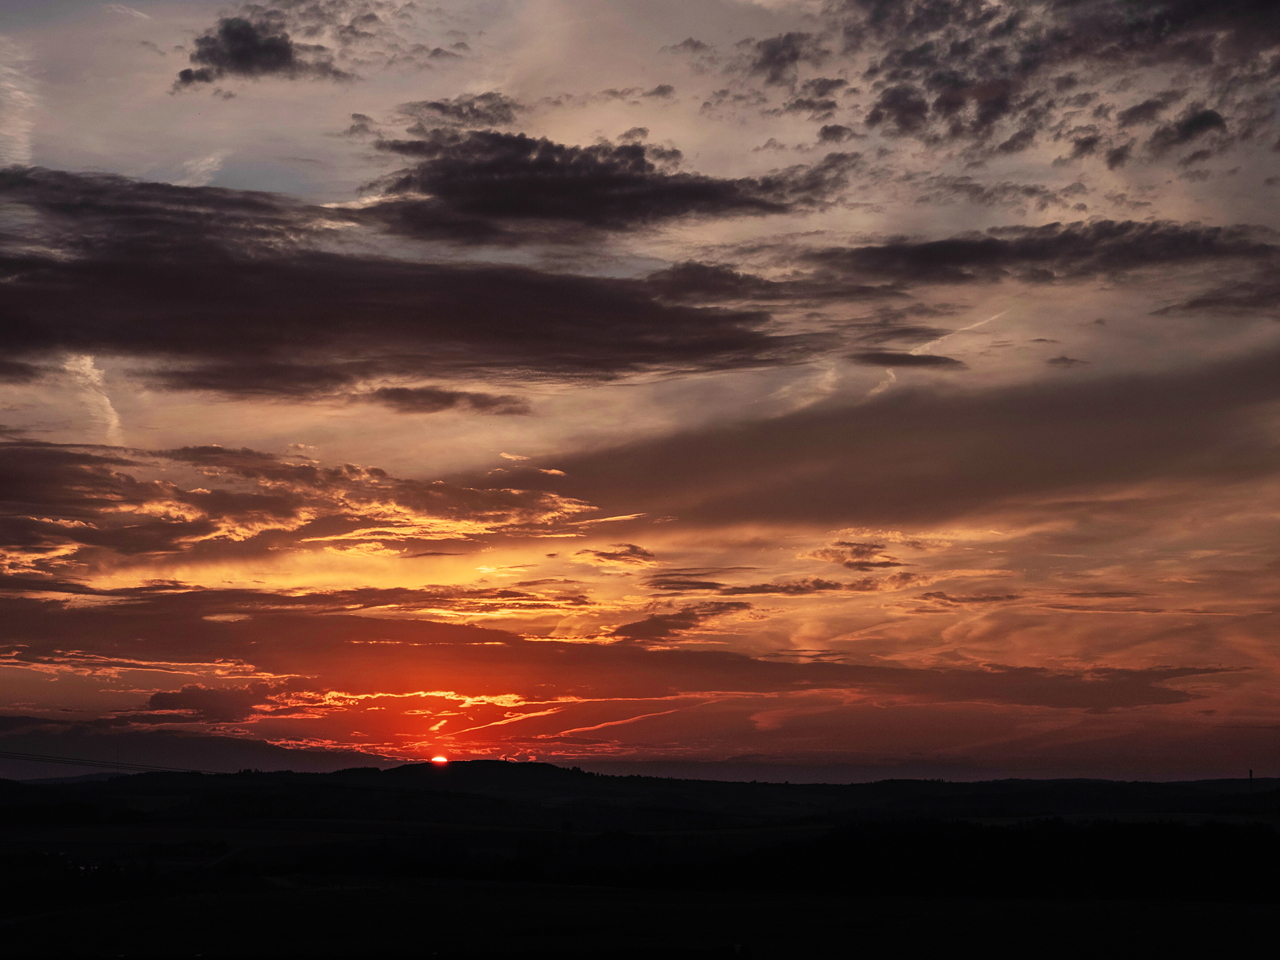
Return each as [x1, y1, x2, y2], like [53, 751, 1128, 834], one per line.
[2, 0, 1279, 780]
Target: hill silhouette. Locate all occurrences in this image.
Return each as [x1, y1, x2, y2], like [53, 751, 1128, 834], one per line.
[1, 761, 1276, 956]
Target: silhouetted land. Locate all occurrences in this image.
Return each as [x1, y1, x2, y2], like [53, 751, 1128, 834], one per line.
[2, 761, 1277, 956]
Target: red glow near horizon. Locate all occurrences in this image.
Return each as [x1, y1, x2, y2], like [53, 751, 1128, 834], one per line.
[431, 756, 449, 765]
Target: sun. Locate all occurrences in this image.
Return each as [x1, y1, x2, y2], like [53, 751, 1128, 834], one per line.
[430, 756, 449, 765]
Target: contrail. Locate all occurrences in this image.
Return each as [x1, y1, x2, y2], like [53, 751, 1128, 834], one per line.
[63, 355, 123, 446]
[0, 36, 36, 167]
[863, 368, 896, 400]
[911, 309, 1009, 356]
[861, 309, 1009, 402]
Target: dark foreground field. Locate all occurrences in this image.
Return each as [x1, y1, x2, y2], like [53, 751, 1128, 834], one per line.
[2, 762, 1277, 956]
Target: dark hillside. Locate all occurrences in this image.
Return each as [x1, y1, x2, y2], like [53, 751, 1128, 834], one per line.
[1, 762, 1277, 956]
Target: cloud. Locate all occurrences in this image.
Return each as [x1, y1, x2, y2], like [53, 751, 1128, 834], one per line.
[0, 588, 1229, 711]
[916, 592, 1021, 606]
[0, 359, 40, 383]
[907, 176, 1087, 211]
[1155, 272, 1280, 317]
[0, 168, 831, 395]
[809, 0, 1278, 167]
[576, 543, 656, 566]
[371, 130, 862, 231]
[746, 33, 829, 86]
[807, 541, 905, 571]
[610, 601, 752, 641]
[398, 92, 523, 128]
[1068, 135, 1101, 158]
[366, 386, 530, 415]
[781, 96, 839, 120]
[145, 681, 285, 722]
[643, 570, 916, 597]
[670, 37, 709, 54]
[0, 441, 595, 573]
[1105, 143, 1134, 169]
[865, 85, 929, 134]
[802, 220, 1275, 286]
[174, 17, 356, 88]
[1117, 97, 1175, 128]
[717, 579, 847, 596]
[819, 124, 856, 143]
[499, 344, 1280, 528]
[801, 78, 848, 98]
[849, 351, 967, 369]
[1148, 107, 1227, 155]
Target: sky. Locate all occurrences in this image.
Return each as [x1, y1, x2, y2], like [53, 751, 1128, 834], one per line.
[1, 0, 1279, 781]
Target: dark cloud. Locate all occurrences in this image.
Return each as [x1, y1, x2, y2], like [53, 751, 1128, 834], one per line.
[1068, 135, 1101, 158]
[611, 601, 753, 641]
[819, 124, 857, 143]
[149, 362, 358, 397]
[644, 570, 740, 592]
[850, 351, 966, 368]
[643, 570, 891, 597]
[501, 344, 1280, 528]
[366, 386, 530, 415]
[643, 259, 896, 307]
[1105, 142, 1134, 169]
[643, 84, 676, 98]
[781, 96, 839, 119]
[801, 77, 848, 98]
[398, 92, 524, 128]
[908, 176, 1086, 211]
[817, 0, 1279, 162]
[145, 682, 289, 723]
[917, 592, 1021, 606]
[996, 126, 1036, 153]
[717, 579, 847, 596]
[0, 360, 41, 383]
[372, 130, 861, 231]
[746, 33, 829, 86]
[576, 544, 656, 565]
[803, 220, 1276, 286]
[373, 131, 780, 226]
[849, 305, 955, 346]
[1155, 272, 1280, 317]
[671, 38, 710, 54]
[174, 17, 355, 87]
[1047, 356, 1089, 368]
[865, 85, 929, 134]
[808, 541, 905, 571]
[1117, 98, 1172, 128]
[1148, 107, 1227, 155]
[0, 168, 830, 395]
[644, 261, 786, 302]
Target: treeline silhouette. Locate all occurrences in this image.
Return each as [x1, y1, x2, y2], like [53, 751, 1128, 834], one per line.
[2, 761, 1277, 956]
